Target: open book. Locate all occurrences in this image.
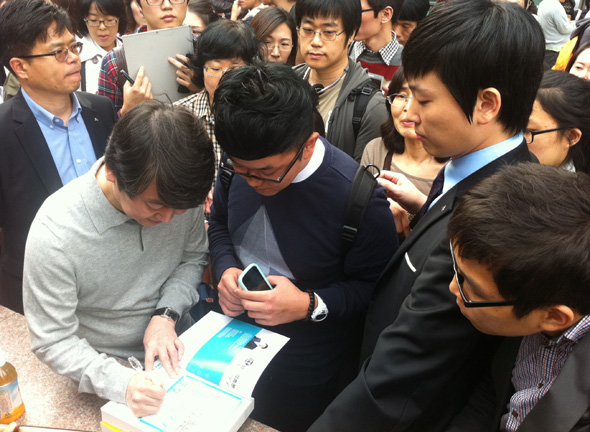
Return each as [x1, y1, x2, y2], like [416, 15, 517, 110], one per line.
[101, 312, 289, 432]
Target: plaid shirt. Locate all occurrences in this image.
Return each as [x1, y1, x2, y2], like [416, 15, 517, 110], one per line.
[501, 315, 590, 431]
[97, 26, 147, 114]
[350, 31, 401, 66]
[175, 90, 221, 191]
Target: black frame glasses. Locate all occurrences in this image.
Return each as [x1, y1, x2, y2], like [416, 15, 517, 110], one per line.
[84, 18, 119, 27]
[524, 127, 567, 144]
[449, 241, 514, 308]
[145, 0, 186, 5]
[220, 141, 307, 184]
[18, 42, 83, 63]
[361, 8, 375, 13]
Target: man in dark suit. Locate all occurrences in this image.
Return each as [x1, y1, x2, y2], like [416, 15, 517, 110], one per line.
[0, 0, 116, 314]
[309, 1, 545, 430]
[446, 163, 590, 432]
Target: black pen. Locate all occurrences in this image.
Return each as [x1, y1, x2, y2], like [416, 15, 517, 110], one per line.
[120, 69, 135, 85]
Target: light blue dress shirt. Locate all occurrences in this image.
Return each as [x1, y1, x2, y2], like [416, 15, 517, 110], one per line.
[431, 133, 524, 209]
[22, 88, 97, 185]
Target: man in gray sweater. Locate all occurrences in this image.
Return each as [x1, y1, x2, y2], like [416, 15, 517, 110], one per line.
[23, 101, 215, 417]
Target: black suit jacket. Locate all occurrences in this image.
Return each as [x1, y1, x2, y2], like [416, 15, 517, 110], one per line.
[448, 333, 590, 432]
[309, 142, 536, 432]
[0, 90, 116, 314]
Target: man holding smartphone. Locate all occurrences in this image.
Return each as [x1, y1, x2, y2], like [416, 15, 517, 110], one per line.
[208, 63, 398, 432]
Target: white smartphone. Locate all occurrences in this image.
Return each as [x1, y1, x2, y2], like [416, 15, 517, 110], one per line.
[238, 263, 273, 291]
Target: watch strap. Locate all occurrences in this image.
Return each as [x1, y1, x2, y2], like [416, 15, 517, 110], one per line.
[152, 307, 180, 324]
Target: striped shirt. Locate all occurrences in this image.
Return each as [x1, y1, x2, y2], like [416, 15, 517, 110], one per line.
[501, 315, 590, 431]
[349, 31, 402, 81]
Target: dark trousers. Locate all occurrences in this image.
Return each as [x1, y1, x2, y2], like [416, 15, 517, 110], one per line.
[250, 371, 339, 432]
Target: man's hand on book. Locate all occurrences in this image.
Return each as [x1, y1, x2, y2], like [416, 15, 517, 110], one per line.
[126, 373, 166, 417]
[235, 276, 309, 326]
[143, 316, 184, 377]
[218, 267, 246, 316]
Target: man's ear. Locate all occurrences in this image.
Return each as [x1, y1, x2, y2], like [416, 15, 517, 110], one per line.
[9, 57, 28, 81]
[566, 128, 582, 147]
[474, 87, 501, 126]
[380, 6, 393, 24]
[302, 132, 319, 160]
[539, 305, 578, 334]
[104, 163, 117, 184]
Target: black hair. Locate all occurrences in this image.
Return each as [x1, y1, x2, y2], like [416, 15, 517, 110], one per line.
[214, 63, 316, 160]
[403, 0, 544, 134]
[76, 0, 128, 37]
[367, 0, 404, 23]
[566, 41, 590, 74]
[187, 0, 218, 27]
[535, 70, 590, 174]
[398, 0, 429, 22]
[0, 0, 74, 73]
[191, 20, 261, 88]
[104, 100, 214, 209]
[295, 0, 361, 40]
[250, 6, 298, 66]
[448, 163, 590, 318]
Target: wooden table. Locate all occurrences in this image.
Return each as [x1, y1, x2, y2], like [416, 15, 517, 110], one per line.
[0, 306, 276, 432]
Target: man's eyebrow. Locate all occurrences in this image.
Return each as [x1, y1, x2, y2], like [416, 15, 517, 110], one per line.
[145, 199, 165, 206]
[456, 263, 487, 299]
[48, 38, 76, 49]
[301, 17, 339, 27]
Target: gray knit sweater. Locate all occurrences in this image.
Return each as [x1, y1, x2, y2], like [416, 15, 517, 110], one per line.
[23, 158, 208, 404]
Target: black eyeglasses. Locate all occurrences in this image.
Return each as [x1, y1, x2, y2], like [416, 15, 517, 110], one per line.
[449, 241, 514, 308]
[524, 127, 567, 144]
[361, 8, 375, 13]
[84, 18, 119, 27]
[220, 141, 307, 183]
[145, 0, 186, 5]
[18, 42, 83, 63]
[297, 27, 345, 42]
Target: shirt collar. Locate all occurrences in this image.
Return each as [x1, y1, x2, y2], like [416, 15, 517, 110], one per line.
[292, 136, 325, 183]
[351, 31, 401, 66]
[21, 88, 83, 127]
[441, 133, 524, 196]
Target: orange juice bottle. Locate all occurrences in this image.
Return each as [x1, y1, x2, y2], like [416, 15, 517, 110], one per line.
[0, 351, 25, 424]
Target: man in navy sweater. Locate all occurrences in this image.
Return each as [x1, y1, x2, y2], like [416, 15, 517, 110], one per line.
[207, 63, 398, 432]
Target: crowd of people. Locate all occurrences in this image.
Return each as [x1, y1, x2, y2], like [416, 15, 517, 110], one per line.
[1, 0, 590, 431]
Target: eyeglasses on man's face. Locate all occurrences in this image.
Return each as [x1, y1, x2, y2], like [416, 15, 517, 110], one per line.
[221, 140, 307, 183]
[297, 26, 345, 42]
[84, 18, 119, 27]
[144, 0, 186, 6]
[18, 42, 83, 63]
[263, 41, 293, 52]
[449, 241, 515, 308]
[523, 127, 567, 144]
[386, 93, 412, 107]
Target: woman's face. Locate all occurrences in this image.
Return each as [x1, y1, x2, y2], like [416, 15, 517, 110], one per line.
[263, 23, 293, 64]
[86, 2, 120, 51]
[569, 48, 590, 81]
[183, 11, 206, 37]
[203, 58, 246, 104]
[526, 100, 571, 166]
[390, 81, 417, 141]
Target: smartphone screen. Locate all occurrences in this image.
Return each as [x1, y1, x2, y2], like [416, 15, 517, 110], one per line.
[239, 264, 273, 291]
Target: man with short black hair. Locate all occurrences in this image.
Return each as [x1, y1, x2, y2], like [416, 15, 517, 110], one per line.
[0, 0, 116, 314]
[294, 0, 387, 162]
[23, 100, 214, 417]
[208, 63, 397, 431]
[350, 0, 404, 83]
[446, 164, 590, 432]
[310, 0, 544, 430]
[392, 0, 429, 46]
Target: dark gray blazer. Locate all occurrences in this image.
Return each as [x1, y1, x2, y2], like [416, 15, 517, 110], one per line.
[0, 90, 116, 314]
[309, 142, 536, 432]
[448, 333, 590, 432]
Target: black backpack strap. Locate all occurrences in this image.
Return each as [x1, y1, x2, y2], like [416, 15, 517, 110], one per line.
[349, 79, 379, 140]
[219, 155, 235, 192]
[80, 61, 87, 92]
[113, 46, 128, 92]
[342, 164, 378, 255]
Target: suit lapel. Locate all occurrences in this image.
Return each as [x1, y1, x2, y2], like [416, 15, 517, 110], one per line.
[77, 92, 109, 159]
[12, 91, 62, 194]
